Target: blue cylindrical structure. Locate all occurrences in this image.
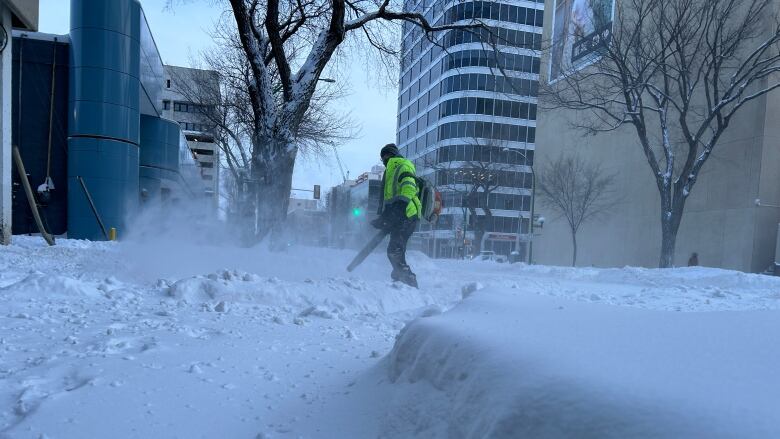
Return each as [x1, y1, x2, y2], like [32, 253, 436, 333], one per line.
[67, 0, 142, 240]
[139, 115, 181, 201]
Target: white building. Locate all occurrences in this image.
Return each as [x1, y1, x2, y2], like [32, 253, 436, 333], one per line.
[395, 0, 545, 258]
[1, 0, 38, 244]
[161, 65, 220, 208]
[288, 197, 319, 214]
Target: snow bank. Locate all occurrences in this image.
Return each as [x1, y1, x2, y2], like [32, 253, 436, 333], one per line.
[3, 236, 780, 438]
[383, 289, 780, 438]
[518, 263, 780, 291]
[0, 273, 101, 299]
[164, 268, 449, 319]
[476, 264, 780, 312]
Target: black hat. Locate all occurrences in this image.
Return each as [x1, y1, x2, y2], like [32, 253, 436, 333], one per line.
[380, 143, 400, 159]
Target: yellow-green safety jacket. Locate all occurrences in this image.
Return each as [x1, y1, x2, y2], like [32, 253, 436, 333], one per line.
[381, 157, 421, 219]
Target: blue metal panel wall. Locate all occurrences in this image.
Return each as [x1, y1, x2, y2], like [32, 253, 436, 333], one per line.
[11, 36, 70, 235]
[67, 0, 142, 240]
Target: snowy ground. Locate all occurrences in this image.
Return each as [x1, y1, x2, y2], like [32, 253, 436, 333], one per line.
[1, 236, 779, 438]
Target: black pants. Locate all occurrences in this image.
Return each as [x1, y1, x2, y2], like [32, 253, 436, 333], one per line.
[387, 217, 417, 279]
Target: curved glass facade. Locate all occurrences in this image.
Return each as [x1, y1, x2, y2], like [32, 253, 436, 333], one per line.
[65, 0, 205, 240]
[396, 0, 543, 258]
[68, 0, 143, 240]
[139, 114, 181, 201]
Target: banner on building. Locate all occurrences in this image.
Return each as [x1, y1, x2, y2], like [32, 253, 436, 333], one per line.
[549, 0, 615, 81]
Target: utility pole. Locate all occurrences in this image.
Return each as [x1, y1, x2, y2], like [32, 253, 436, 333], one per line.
[0, 7, 12, 245]
[509, 149, 534, 263]
[527, 169, 536, 264]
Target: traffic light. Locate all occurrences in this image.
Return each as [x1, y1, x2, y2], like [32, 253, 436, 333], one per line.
[352, 208, 361, 217]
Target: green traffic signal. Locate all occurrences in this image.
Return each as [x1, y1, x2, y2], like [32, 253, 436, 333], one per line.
[353, 208, 361, 217]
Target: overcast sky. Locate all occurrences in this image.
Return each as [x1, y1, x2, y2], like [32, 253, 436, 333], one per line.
[39, 0, 395, 198]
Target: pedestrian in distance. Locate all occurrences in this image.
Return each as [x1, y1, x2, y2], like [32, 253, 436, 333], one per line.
[370, 144, 421, 288]
[688, 252, 699, 267]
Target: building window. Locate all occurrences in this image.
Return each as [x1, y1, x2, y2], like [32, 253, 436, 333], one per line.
[179, 122, 212, 132]
[166, 79, 171, 88]
[163, 100, 170, 110]
[172, 102, 210, 115]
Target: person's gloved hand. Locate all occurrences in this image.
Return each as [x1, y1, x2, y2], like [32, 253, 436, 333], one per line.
[371, 217, 389, 230]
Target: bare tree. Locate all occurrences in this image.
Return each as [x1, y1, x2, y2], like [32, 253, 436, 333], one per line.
[168, 19, 355, 240]
[165, 0, 484, 242]
[537, 153, 618, 266]
[422, 137, 520, 254]
[542, 0, 780, 267]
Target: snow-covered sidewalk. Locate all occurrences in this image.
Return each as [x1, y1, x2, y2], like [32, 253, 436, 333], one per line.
[1, 237, 779, 438]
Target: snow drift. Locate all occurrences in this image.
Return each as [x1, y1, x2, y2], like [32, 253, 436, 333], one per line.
[3, 236, 780, 438]
[383, 289, 780, 438]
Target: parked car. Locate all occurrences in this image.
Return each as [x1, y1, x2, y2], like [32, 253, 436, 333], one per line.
[479, 251, 496, 261]
[478, 251, 506, 263]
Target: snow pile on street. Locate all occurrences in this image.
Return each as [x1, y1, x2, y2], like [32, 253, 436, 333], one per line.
[381, 287, 780, 438]
[1, 235, 780, 438]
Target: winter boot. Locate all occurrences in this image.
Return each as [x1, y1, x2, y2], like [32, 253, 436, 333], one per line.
[391, 268, 418, 288]
[402, 272, 418, 288]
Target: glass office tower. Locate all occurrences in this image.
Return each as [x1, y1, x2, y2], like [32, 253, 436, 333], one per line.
[396, 0, 544, 258]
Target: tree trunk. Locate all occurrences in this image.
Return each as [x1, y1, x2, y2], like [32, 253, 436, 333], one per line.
[660, 212, 680, 268]
[571, 228, 578, 267]
[474, 226, 485, 254]
[478, 208, 493, 254]
[249, 137, 297, 247]
[235, 179, 257, 246]
[470, 208, 486, 254]
[659, 189, 685, 268]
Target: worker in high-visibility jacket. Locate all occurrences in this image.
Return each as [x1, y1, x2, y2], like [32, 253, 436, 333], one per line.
[371, 143, 420, 288]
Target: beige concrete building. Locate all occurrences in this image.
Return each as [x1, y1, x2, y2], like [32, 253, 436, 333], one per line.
[534, 0, 780, 273]
[1, 0, 38, 244]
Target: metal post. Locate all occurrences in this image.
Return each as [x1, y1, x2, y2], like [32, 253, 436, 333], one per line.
[432, 222, 438, 258]
[0, 7, 11, 245]
[77, 176, 110, 240]
[510, 150, 535, 263]
[13, 146, 54, 246]
[464, 207, 470, 258]
[528, 169, 536, 264]
[514, 205, 523, 257]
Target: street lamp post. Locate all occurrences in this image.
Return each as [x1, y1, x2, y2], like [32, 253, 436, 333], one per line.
[527, 168, 536, 264]
[508, 148, 535, 264]
[756, 199, 780, 275]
